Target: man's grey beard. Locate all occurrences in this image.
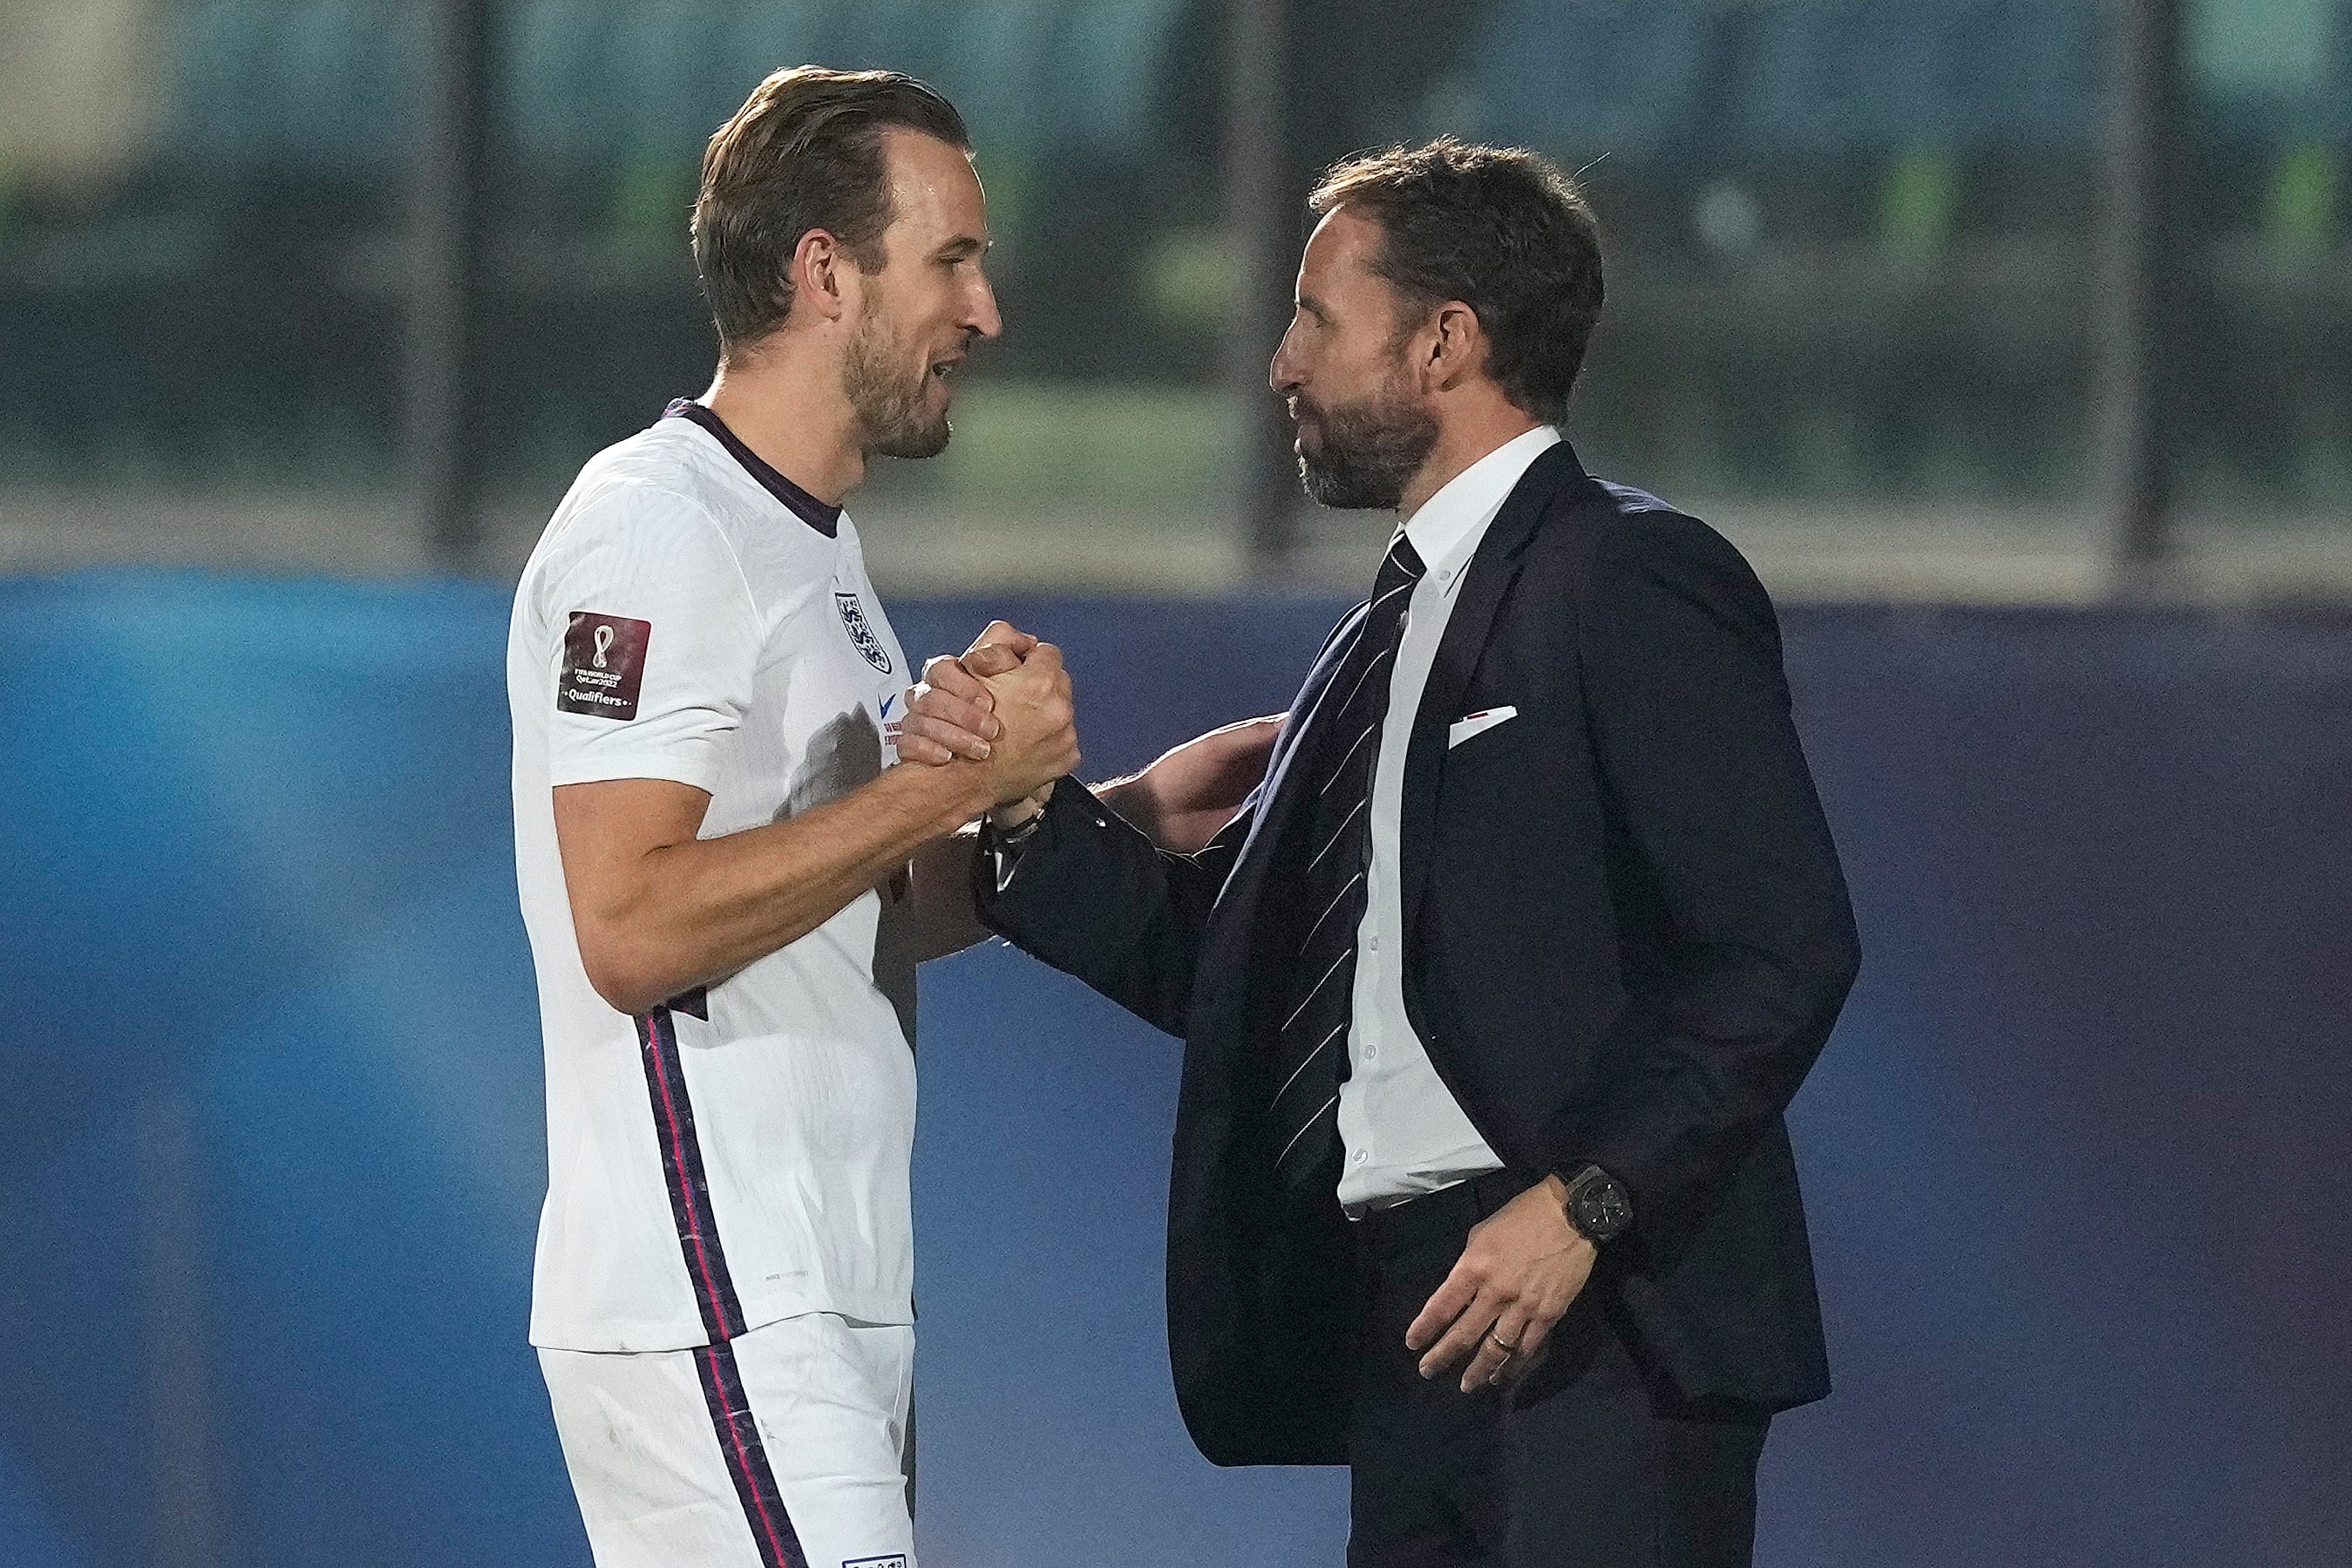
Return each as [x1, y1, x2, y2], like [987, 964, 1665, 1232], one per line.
[1295, 384, 1439, 510]
[844, 313, 952, 460]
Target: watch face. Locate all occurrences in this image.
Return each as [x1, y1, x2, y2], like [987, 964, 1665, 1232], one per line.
[1574, 1174, 1633, 1239]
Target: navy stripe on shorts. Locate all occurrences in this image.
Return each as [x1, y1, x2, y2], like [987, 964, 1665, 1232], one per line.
[637, 1003, 806, 1565]
[696, 1341, 810, 1568]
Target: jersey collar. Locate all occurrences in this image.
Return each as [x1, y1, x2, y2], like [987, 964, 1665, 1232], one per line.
[663, 398, 842, 538]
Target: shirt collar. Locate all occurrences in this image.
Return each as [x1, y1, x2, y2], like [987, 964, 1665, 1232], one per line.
[1397, 424, 1563, 585]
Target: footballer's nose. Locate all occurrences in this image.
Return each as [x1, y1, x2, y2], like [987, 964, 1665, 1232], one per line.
[965, 274, 1003, 341]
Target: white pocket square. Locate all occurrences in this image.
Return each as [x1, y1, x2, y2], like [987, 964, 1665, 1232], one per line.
[1446, 706, 1518, 748]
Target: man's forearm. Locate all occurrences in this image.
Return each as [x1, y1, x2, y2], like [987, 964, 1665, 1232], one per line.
[572, 762, 996, 1015]
[976, 779, 1234, 1036]
[1091, 775, 1158, 838]
[898, 778, 1215, 968]
[1086, 715, 1283, 856]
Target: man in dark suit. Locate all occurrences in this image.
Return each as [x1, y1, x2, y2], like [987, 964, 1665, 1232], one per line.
[905, 138, 1859, 1566]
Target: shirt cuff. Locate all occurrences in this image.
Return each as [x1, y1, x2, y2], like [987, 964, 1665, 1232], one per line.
[547, 750, 725, 794]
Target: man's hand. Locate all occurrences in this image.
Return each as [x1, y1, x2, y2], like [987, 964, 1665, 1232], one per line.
[897, 621, 1067, 819]
[973, 639, 1079, 806]
[1106, 715, 1283, 854]
[895, 621, 1039, 765]
[1405, 1177, 1598, 1394]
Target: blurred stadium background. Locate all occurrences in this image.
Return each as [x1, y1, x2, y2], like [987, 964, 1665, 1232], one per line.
[4, 0, 2349, 594]
[3, 3, 2349, 1566]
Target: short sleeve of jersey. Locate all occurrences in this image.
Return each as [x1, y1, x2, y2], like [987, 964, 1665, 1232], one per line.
[532, 482, 762, 794]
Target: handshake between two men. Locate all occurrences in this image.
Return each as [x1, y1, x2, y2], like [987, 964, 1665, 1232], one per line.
[894, 620, 1283, 858]
[885, 620, 1608, 1403]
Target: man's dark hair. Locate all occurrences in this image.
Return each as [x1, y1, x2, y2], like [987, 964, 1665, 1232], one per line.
[693, 66, 970, 353]
[1308, 138, 1603, 426]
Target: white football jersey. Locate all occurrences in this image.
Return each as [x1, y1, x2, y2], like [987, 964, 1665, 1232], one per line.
[509, 401, 918, 1353]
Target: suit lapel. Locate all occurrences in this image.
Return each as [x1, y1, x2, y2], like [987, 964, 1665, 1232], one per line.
[1398, 441, 1587, 943]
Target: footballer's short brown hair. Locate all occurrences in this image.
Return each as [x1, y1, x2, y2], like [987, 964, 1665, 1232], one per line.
[692, 66, 969, 351]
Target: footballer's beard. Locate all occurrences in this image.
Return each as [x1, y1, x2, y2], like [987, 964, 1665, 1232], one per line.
[844, 308, 955, 461]
[1292, 374, 1440, 511]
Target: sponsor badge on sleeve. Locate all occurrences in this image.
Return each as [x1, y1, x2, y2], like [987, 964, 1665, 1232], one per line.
[558, 612, 651, 720]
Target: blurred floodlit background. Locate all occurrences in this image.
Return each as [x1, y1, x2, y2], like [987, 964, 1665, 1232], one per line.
[2, 0, 2346, 596]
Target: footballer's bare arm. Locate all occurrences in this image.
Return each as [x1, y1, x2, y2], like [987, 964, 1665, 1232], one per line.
[555, 645, 1078, 1015]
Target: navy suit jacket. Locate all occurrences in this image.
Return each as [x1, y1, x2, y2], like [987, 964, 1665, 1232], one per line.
[977, 442, 1861, 1466]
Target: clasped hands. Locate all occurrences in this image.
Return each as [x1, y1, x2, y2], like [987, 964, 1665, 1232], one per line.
[898, 621, 1284, 852]
[895, 621, 1076, 826]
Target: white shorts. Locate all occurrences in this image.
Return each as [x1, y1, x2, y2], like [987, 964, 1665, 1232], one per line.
[540, 1313, 915, 1568]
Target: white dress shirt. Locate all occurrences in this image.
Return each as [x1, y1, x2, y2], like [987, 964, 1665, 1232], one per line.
[1334, 424, 1563, 1214]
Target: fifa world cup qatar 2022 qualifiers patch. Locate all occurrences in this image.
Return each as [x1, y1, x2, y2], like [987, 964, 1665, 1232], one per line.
[559, 611, 652, 720]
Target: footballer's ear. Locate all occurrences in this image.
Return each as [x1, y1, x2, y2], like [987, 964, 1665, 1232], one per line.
[789, 228, 853, 324]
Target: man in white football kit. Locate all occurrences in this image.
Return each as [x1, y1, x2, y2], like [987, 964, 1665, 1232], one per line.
[510, 68, 1273, 1568]
[509, 69, 1050, 1568]
[514, 391, 961, 1567]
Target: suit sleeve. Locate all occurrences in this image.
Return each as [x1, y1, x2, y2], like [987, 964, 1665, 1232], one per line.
[1552, 512, 1861, 1232]
[974, 777, 1254, 1038]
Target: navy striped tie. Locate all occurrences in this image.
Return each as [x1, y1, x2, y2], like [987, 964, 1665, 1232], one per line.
[1266, 531, 1425, 1190]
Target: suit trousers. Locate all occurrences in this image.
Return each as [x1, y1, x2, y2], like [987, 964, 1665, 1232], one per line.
[1348, 1171, 1771, 1568]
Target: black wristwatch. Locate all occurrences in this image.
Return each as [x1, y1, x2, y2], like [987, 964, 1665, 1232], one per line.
[990, 806, 1047, 851]
[979, 805, 1047, 893]
[1561, 1164, 1633, 1245]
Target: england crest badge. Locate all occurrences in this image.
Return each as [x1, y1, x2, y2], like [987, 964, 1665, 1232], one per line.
[835, 591, 894, 674]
